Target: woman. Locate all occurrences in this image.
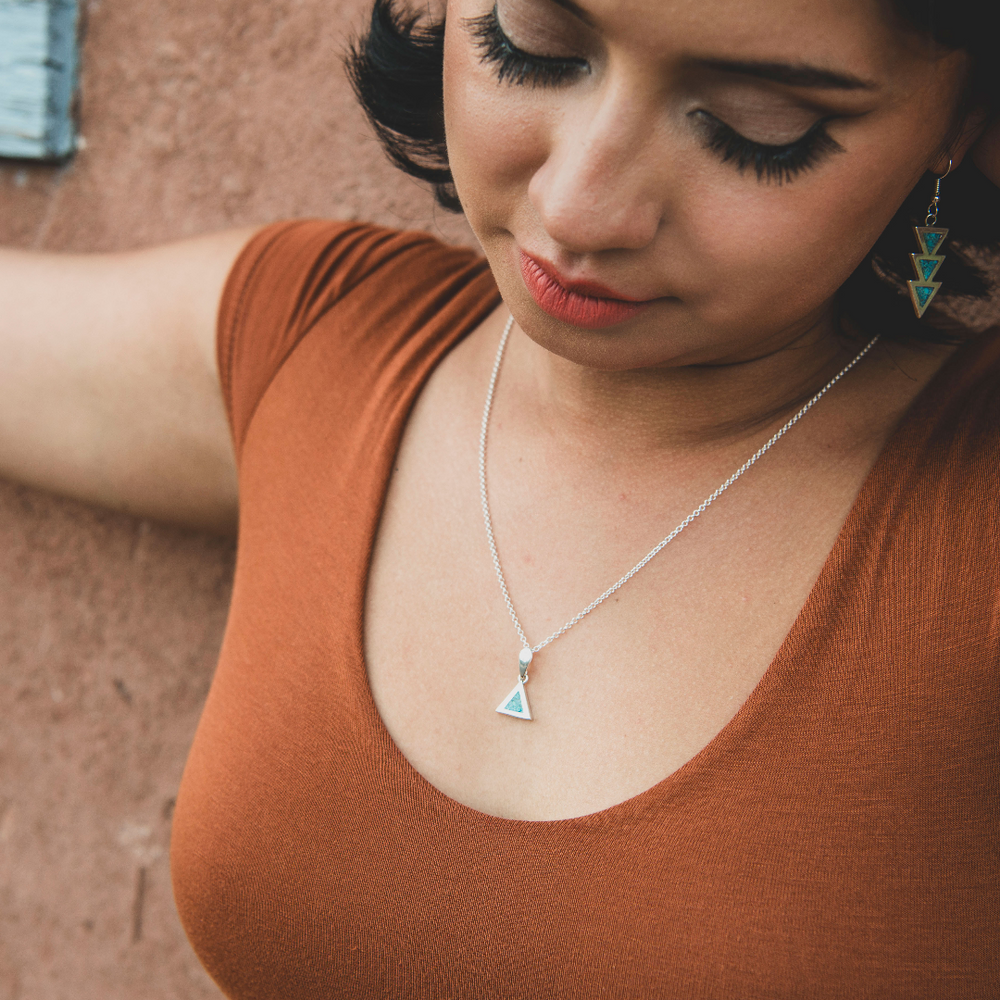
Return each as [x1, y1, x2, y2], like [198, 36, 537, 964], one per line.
[2, 0, 998, 994]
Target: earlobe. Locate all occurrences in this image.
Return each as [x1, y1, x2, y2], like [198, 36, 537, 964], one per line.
[971, 115, 1000, 187]
[932, 104, 992, 176]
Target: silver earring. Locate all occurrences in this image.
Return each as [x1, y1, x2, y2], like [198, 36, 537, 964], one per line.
[908, 158, 952, 319]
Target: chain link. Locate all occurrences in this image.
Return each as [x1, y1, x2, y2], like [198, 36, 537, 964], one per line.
[479, 314, 880, 656]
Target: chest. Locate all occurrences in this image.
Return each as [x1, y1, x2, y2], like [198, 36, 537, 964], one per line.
[364, 344, 891, 821]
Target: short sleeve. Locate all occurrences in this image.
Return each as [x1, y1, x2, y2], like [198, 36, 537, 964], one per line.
[216, 219, 494, 463]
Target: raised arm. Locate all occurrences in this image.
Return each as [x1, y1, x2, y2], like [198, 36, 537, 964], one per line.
[0, 227, 260, 535]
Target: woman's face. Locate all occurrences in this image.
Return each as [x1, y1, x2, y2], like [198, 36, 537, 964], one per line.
[442, 0, 972, 370]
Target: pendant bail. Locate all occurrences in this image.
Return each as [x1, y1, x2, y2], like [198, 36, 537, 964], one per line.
[518, 646, 532, 682]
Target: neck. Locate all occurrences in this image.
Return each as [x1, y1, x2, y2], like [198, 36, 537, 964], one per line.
[502, 312, 864, 459]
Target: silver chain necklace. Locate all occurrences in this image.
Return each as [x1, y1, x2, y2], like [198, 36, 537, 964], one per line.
[481, 313, 879, 720]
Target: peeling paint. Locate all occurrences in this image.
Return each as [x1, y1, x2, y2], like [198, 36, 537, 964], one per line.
[0, 0, 79, 158]
[116, 820, 164, 864]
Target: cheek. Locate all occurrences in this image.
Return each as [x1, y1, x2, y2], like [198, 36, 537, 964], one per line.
[678, 150, 915, 332]
[682, 66, 966, 334]
[442, 16, 546, 235]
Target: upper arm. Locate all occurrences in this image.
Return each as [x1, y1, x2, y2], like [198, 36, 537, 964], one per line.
[0, 226, 263, 534]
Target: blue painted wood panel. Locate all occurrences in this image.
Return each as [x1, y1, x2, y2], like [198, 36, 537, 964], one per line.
[0, 0, 79, 159]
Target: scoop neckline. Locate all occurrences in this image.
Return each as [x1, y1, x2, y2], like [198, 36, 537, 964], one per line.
[354, 315, 985, 829]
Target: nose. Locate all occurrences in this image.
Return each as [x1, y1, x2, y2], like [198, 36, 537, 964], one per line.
[527, 77, 667, 253]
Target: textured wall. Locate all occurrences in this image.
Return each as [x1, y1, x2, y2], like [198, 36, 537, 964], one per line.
[0, 0, 474, 995]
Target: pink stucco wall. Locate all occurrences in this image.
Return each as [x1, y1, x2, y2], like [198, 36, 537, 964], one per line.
[0, 0, 475, 995]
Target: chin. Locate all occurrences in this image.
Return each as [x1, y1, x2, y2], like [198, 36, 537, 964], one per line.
[513, 301, 712, 372]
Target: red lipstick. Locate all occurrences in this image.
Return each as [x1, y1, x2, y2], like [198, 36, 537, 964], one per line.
[519, 251, 652, 329]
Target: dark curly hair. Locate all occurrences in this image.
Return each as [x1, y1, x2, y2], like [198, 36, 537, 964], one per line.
[346, 0, 1000, 343]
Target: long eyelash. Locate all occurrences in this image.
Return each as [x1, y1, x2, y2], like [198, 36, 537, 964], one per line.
[465, 5, 587, 87]
[692, 111, 844, 184]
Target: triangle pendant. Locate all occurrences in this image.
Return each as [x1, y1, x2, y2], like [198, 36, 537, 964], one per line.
[911, 253, 943, 283]
[496, 678, 532, 720]
[908, 280, 941, 318]
[915, 226, 948, 256]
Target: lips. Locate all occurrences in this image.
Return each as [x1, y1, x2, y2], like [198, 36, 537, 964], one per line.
[518, 251, 653, 329]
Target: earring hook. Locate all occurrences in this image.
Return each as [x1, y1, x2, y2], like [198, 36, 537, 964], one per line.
[926, 158, 952, 226]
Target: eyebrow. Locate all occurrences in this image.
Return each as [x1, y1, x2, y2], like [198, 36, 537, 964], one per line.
[692, 58, 878, 91]
[539, 0, 879, 92]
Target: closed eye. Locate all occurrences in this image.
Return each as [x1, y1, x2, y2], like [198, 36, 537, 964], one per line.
[466, 4, 589, 87]
[690, 109, 844, 183]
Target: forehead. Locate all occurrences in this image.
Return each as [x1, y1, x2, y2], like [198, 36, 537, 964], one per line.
[564, 0, 903, 75]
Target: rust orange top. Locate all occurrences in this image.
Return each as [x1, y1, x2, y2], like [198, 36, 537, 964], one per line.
[171, 220, 1000, 999]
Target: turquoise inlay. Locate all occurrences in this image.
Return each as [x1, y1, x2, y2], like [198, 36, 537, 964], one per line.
[505, 691, 523, 713]
[915, 285, 935, 308]
[918, 257, 939, 281]
[923, 232, 944, 254]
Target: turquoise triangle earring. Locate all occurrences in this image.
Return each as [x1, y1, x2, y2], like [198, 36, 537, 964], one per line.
[908, 159, 952, 319]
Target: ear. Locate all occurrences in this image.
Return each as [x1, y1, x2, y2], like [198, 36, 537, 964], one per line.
[929, 104, 991, 175]
[970, 115, 1000, 188]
